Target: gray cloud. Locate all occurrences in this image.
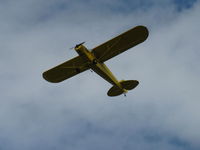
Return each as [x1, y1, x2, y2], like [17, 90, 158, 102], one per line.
[0, 0, 200, 150]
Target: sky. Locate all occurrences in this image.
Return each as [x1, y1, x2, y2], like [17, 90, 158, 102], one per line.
[0, 0, 200, 150]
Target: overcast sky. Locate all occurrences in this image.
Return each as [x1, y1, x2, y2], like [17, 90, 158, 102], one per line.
[0, 0, 200, 150]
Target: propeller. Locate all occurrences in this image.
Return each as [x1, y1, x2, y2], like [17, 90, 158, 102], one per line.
[70, 42, 85, 50]
[75, 42, 85, 48]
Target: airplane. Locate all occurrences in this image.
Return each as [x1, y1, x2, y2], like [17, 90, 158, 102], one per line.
[43, 25, 149, 97]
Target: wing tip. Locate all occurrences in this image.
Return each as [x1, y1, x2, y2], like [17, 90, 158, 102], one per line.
[42, 72, 60, 83]
[136, 25, 149, 41]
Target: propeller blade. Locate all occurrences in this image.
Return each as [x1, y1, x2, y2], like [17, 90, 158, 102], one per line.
[69, 42, 86, 50]
[75, 42, 85, 49]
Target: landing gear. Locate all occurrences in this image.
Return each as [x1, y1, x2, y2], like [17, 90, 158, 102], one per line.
[123, 89, 128, 97]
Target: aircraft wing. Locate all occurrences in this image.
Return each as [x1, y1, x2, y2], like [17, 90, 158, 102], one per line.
[91, 26, 149, 62]
[43, 56, 89, 83]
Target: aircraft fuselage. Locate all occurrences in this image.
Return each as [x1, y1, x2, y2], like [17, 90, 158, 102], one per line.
[75, 45, 127, 94]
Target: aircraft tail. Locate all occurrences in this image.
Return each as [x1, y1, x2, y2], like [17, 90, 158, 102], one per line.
[107, 80, 139, 97]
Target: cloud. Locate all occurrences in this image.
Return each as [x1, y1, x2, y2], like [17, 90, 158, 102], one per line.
[0, 0, 200, 150]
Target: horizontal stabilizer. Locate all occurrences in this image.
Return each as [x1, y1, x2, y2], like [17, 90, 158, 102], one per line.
[120, 80, 139, 90]
[107, 80, 139, 97]
[107, 86, 124, 97]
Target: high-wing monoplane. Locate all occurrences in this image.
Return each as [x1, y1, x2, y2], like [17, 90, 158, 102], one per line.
[43, 26, 149, 96]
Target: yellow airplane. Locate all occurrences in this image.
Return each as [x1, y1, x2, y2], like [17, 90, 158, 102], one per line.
[43, 26, 149, 97]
